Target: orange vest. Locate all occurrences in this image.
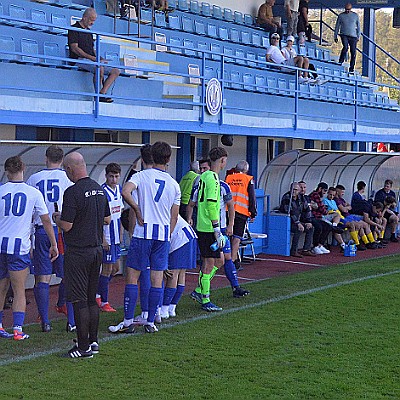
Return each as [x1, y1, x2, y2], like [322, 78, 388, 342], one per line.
[225, 173, 253, 217]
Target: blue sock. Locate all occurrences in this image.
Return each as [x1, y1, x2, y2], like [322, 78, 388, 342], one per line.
[163, 287, 177, 306]
[171, 284, 185, 305]
[147, 287, 163, 323]
[67, 302, 75, 326]
[98, 275, 110, 303]
[124, 284, 138, 320]
[224, 259, 239, 288]
[13, 311, 25, 329]
[57, 281, 66, 307]
[35, 282, 50, 323]
[139, 268, 150, 313]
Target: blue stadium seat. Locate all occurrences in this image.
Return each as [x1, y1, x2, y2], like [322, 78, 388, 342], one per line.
[0, 35, 16, 61]
[207, 23, 217, 38]
[105, 51, 120, 66]
[223, 46, 234, 62]
[210, 42, 221, 60]
[267, 76, 278, 94]
[234, 11, 243, 25]
[255, 75, 266, 92]
[9, 4, 28, 27]
[201, 2, 210, 16]
[178, 0, 189, 11]
[218, 26, 228, 41]
[246, 51, 256, 67]
[261, 35, 269, 48]
[278, 78, 288, 95]
[241, 31, 251, 45]
[307, 46, 316, 59]
[243, 73, 254, 91]
[299, 82, 310, 98]
[168, 0, 177, 8]
[155, 11, 167, 27]
[44, 41, 62, 66]
[140, 8, 153, 23]
[244, 14, 253, 26]
[252, 32, 261, 47]
[182, 15, 193, 32]
[336, 87, 345, 103]
[204, 65, 216, 80]
[344, 89, 354, 104]
[212, 5, 222, 19]
[51, 13, 68, 34]
[257, 53, 266, 65]
[31, 9, 48, 31]
[229, 28, 239, 43]
[93, 0, 106, 16]
[183, 38, 196, 56]
[21, 38, 39, 63]
[288, 79, 296, 93]
[235, 49, 245, 65]
[332, 68, 341, 82]
[327, 86, 337, 102]
[0, 3, 5, 24]
[197, 41, 208, 58]
[315, 47, 323, 60]
[169, 37, 181, 53]
[322, 49, 331, 61]
[55, 0, 73, 7]
[194, 20, 206, 35]
[223, 8, 233, 22]
[309, 83, 319, 99]
[168, 14, 181, 30]
[230, 70, 242, 89]
[189, 0, 199, 14]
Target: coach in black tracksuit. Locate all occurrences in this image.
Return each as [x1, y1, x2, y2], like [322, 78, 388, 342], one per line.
[53, 152, 111, 358]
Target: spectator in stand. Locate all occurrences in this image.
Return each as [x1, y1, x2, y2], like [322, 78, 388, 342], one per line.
[375, 180, 398, 242]
[335, 184, 369, 251]
[297, 0, 311, 44]
[334, 3, 360, 74]
[279, 182, 315, 257]
[309, 182, 343, 254]
[266, 33, 310, 84]
[351, 181, 370, 215]
[68, 8, 120, 103]
[285, 0, 300, 37]
[179, 161, 199, 220]
[225, 161, 257, 271]
[257, 0, 283, 40]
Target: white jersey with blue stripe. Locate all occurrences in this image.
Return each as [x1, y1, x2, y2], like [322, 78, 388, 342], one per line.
[102, 183, 124, 245]
[26, 168, 73, 226]
[191, 180, 232, 229]
[0, 182, 48, 255]
[170, 215, 197, 253]
[129, 168, 181, 241]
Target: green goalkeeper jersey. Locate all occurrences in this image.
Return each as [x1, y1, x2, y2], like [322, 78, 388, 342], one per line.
[196, 170, 220, 233]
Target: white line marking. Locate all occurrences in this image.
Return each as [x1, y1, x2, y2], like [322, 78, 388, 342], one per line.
[1, 269, 399, 367]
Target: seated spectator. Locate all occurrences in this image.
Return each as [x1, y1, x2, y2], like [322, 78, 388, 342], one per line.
[257, 0, 283, 40]
[266, 34, 309, 84]
[279, 182, 315, 257]
[335, 184, 370, 251]
[322, 187, 346, 251]
[375, 179, 396, 204]
[383, 195, 399, 242]
[68, 8, 120, 103]
[351, 181, 370, 215]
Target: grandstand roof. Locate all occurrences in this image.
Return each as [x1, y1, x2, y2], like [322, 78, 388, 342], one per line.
[260, 149, 400, 208]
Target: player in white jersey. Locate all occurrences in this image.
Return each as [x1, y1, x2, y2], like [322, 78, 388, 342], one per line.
[96, 163, 124, 312]
[109, 142, 180, 334]
[26, 145, 73, 333]
[0, 156, 58, 340]
[160, 215, 197, 319]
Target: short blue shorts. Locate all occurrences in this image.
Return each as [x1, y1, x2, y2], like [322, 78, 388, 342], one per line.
[168, 238, 197, 270]
[0, 253, 31, 280]
[126, 237, 170, 271]
[343, 214, 363, 224]
[33, 226, 64, 278]
[102, 244, 121, 264]
[221, 228, 232, 254]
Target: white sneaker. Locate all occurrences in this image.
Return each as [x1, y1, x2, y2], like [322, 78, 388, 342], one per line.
[316, 78, 329, 85]
[160, 305, 169, 319]
[108, 321, 124, 333]
[319, 245, 330, 254]
[312, 246, 323, 255]
[168, 304, 176, 317]
[298, 76, 309, 84]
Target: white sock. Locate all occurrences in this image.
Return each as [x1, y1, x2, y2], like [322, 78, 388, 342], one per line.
[141, 311, 148, 319]
[169, 304, 176, 313]
[101, 302, 108, 307]
[161, 305, 169, 315]
[123, 318, 133, 326]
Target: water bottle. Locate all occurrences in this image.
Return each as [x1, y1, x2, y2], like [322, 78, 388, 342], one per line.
[210, 235, 229, 251]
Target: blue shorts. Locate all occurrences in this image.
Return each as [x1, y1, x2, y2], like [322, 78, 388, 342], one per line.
[33, 226, 64, 278]
[126, 237, 170, 271]
[221, 228, 232, 254]
[343, 214, 363, 224]
[102, 244, 121, 264]
[168, 238, 197, 270]
[0, 253, 31, 280]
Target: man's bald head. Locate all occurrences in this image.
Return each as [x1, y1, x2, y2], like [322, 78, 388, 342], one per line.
[64, 152, 88, 182]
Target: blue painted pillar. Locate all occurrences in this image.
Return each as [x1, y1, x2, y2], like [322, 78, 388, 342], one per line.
[246, 136, 258, 183]
[362, 8, 376, 81]
[142, 131, 150, 144]
[304, 139, 314, 149]
[331, 141, 341, 151]
[351, 141, 359, 151]
[176, 133, 191, 182]
[358, 142, 367, 152]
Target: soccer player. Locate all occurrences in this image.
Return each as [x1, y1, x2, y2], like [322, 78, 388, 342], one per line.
[96, 163, 124, 312]
[195, 147, 228, 312]
[27, 145, 73, 333]
[160, 215, 197, 319]
[0, 156, 58, 340]
[109, 141, 180, 334]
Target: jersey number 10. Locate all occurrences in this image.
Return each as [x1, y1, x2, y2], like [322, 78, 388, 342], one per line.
[2, 192, 27, 216]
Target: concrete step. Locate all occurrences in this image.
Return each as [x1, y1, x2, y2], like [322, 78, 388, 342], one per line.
[162, 94, 200, 110]
[163, 81, 199, 96]
[148, 72, 183, 84]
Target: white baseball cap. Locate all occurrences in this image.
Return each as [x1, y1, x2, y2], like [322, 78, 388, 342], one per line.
[286, 35, 295, 42]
